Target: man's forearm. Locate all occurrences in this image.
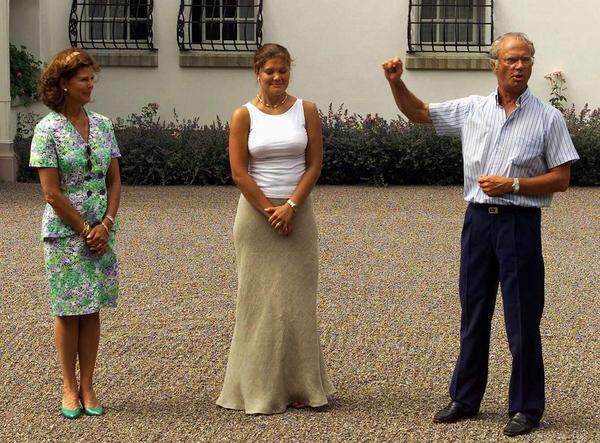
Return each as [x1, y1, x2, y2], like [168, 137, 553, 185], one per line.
[519, 167, 570, 196]
[389, 80, 431, 124]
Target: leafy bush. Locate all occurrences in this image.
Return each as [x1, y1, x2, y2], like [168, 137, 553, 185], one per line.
[563, 105, 600, 186]
[320, 106, 462, 185]
[13, 103, 600, 186]
[14, 112, 41, 182]
[113, 104, 231, 185]
[9, 44, 42, 103]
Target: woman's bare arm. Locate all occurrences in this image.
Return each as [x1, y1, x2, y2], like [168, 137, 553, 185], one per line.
[228, 106, 273, 218]
[37, 168, 87, 234]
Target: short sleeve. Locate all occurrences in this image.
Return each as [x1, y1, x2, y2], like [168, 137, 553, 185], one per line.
[429, 96, 476, 137]
[545, 110, 579, 169]
[29, 121, 58, 168]
[108, 120, 121, 159]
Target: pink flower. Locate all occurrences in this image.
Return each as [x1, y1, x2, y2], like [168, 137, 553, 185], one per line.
[16, 71, 23, 78]
[544, 68, 564, 81]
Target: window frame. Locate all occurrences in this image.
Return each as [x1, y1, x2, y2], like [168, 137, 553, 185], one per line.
[407, 0, 494, 53]
[69, 0, 156, 50]
[178, 0, 263, 52]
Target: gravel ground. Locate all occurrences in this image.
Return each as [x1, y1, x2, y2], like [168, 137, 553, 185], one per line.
[1, 183, 598, 442]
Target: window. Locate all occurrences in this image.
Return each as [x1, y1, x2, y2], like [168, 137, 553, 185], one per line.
[408, 0, 493, 53]
[69, 0, 156, 50]
[178, 0, 263, 51]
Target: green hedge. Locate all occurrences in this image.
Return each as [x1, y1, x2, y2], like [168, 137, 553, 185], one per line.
[13, 103, 600, 186]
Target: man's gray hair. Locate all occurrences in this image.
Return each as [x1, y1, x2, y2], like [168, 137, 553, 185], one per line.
[489, 32, 535, 66]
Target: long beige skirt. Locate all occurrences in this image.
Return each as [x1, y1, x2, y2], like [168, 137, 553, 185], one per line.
[216, 195, 335, 414]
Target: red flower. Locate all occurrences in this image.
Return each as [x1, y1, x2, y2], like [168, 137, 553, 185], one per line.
[16, 71, 23, 78]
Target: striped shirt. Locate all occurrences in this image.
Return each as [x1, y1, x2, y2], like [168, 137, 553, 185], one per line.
[429, 88, 579, 207]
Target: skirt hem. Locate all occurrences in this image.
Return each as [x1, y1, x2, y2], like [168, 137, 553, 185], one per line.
[216, 394, 334, 415]
[52, 303, 116, 317]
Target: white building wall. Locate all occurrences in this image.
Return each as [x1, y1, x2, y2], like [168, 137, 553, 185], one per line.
[8, 0, 600, 134]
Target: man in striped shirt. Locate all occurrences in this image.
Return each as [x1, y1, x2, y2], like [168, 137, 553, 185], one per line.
[382, 32, 579, 437]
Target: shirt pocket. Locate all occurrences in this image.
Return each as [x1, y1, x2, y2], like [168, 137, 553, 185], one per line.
[508, 133, 544, 170]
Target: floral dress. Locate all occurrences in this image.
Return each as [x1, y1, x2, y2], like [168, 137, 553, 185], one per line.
[29, 110, 121, 316]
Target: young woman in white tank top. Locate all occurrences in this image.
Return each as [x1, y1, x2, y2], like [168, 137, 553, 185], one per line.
[216, 44, 335, 415]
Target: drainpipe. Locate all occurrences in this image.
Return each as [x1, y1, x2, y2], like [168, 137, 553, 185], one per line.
[0, 0, 18, 182]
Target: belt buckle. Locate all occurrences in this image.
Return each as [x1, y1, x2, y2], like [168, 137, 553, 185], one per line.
[488, 206, 499, 214]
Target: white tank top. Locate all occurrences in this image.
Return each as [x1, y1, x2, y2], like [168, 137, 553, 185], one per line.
[244, 99, 308, 198]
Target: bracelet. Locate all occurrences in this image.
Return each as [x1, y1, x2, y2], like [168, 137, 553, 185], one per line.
[80, 222, 91, 238]
[286, 199, 298, 212]
[103, 217, 114, 229]
[100, 221, 110, 234]
[105, 215, 115, 224]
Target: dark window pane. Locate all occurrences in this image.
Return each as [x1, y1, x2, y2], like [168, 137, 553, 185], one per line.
[223, 0, 237, 18]
[205, 0, 220, 18]
[238, 22, 255, 40]
[421, 1, 435, 19]
[420, 23, 435, 42]
[442, 23, 455, 41]
[191, 1, 203, 43]
[130, 0, 148, 19]
[90, 22, 104, 40]
[112, 21, 127, 39]
[206, 22, 220, 40]
[110, 4, 127, 18]
[89, 0, 107, 18]
[130, 21, 148, 40]
[239, 0, 255, 19]
[441, 0, 457, 20]
[223, 22, 236, 40]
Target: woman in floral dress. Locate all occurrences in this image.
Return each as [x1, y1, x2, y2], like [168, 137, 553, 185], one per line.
[29, 49, 121, 419]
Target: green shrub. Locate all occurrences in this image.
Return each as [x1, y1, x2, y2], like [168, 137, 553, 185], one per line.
[319, 106, 463, 185]
[113, 104, 231, 185]
[13, 103, 600, 186]
[9, 44, 42, 103]
[563, 105, 600, 186]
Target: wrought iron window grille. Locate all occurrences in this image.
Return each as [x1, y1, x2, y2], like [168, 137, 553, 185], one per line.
[178, 0, 263, 51]
[69, 1, 156, 50]
[408, 0, 493, 53]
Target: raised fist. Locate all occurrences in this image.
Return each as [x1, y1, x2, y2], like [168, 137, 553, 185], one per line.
[382, 57, 404, 84]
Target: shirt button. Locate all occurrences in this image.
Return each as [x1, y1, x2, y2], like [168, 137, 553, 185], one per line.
[86, 190, 92, 197]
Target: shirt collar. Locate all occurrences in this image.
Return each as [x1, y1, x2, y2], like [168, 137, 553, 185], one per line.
[494, 87, 532, 108]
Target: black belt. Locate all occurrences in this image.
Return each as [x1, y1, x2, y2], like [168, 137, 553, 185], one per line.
[469, 203, 541, 214]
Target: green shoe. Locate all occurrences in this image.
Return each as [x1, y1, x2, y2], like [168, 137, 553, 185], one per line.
[60, 407, 82, 419]
[83, 405, 104, 416]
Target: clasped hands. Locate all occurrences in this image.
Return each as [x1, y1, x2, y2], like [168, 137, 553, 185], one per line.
[264, 204, 294, 236]
[85, 219, 112, 256]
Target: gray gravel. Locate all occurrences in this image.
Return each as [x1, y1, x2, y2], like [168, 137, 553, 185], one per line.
[1, 183, 598, 442]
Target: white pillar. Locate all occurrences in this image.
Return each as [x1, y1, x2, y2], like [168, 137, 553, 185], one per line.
[0, 0, 17, 182]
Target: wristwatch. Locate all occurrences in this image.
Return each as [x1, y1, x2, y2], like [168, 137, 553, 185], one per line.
[286, 199, 298, 211]
[512, 177, 520, 194]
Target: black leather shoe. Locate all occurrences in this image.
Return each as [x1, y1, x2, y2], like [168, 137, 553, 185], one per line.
[433, 401, 478, 423]
[503, 412, 538, 437]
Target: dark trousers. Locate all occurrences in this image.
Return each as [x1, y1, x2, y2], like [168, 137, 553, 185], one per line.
[449, 203, 545, 424]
